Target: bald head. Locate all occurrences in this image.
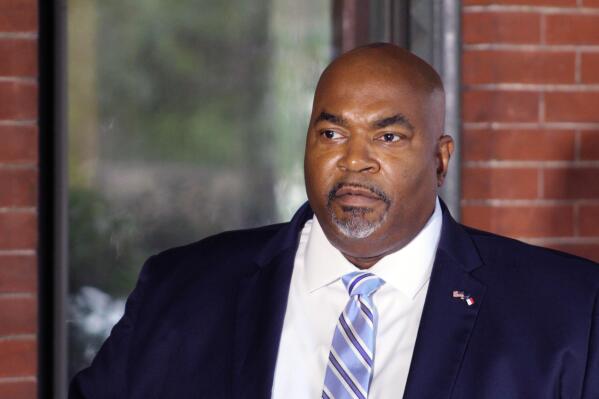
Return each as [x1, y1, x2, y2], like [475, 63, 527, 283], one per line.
[312, 43, 446, 136]
[320, 43, 444, 94]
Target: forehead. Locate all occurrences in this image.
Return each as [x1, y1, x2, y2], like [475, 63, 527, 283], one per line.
[312, 68, 430, 123]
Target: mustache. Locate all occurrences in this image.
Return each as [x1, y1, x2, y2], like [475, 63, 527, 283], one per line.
[327, 182, 391, 205]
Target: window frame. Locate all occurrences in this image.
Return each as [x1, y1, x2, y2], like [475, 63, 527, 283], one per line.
[39, 0, 68, 397]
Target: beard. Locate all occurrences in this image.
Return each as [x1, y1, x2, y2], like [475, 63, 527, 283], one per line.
[326, 182, 391, 239]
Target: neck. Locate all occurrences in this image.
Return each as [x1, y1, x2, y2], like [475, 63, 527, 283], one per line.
[342, 253, 383, 269]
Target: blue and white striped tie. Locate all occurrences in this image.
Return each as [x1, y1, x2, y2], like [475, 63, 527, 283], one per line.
[322, 271, 385, 399]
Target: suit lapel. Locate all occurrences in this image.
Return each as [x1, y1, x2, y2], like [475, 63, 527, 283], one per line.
[403, 204, 487, 399]
[231, 204, 313, 399]
[229, 201, 485, 398]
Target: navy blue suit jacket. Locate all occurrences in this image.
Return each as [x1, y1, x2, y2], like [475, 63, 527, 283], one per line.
[70, 202, 599, 398]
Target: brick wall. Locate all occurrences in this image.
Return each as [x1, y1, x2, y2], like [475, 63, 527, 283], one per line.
[0, 0, 39, 398]
[461, 0, 599, 262]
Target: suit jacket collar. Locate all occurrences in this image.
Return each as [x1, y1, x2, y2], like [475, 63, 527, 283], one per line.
[436, 200, 484, 273]
[252, 202, 314, 268]
[232, 200, 486, 398]
[403, 200, 487, 399]
[231, 202, 312, 398]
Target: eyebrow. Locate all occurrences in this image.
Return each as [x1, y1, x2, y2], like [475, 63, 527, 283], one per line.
[314, 111, 415, 132]
[373, 114, 415, 131]
[313, 111, 347, 127]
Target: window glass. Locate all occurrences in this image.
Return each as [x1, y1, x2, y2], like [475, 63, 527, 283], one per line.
[67, 0, 332, 378]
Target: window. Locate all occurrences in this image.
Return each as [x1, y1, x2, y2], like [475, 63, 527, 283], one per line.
[66, 0, 332, 380]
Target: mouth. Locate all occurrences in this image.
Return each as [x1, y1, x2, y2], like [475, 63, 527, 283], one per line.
[328, 183, 389, 208]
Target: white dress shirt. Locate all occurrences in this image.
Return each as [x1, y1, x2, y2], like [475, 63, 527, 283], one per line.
[271, 198, 442, 398]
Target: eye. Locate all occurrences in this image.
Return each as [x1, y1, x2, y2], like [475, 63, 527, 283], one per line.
[377, 133, 402, 142]
[321, 129, 343, 140]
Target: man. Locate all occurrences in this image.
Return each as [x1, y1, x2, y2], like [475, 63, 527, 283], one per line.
[70, 44, 599, 398]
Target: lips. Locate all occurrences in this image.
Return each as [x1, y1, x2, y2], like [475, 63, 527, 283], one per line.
[332, 184, 385, 207]
[334, 185, 382, 200]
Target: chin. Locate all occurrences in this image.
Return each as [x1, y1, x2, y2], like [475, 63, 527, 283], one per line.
[336, 223, 378, 239]
[329, 206, 388, 240]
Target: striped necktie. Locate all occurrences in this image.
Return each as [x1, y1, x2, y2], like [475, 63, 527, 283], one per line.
[322, 271, 385, 399]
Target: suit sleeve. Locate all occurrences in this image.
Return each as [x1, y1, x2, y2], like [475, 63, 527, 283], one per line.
[582, 289, 599, 398]
[68, 255, 155, 399]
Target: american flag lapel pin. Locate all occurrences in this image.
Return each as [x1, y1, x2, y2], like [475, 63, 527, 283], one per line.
[453, 290, 475, 306]
[452, 290, 465, 299]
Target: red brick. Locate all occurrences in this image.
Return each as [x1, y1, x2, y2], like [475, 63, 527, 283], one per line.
[463, 51, 575, 84]
[0, 169, 37, 207]
[0, 255, 36, 292]
[0, 380, 36, 399]
[0, 0, 37, 32]
[0, 339, 36, 377]
[544, 167, 599, 199]
[463, 12, 540, 44]
[0, 82, 37, 120]
[579, 205, 599, 236]
[581, 53, 599, 84]
[583, 0, 599, 6]
[462, 167, 539, 199]
[463, 90, 539, 123]
[0, 212, 36, 249]
[0, 126, 37, 163]
[0, 39, 37, 77]
[546, 15, 599, 45]
[546, 243, 599, 262]
[462, 204, 574, 237]
[581, 131, 599, 160]
[464, 0, 575, 4]
[0, 297, 36, 335]
[545, 92, 599, 123]
[463, 129, 575, 161]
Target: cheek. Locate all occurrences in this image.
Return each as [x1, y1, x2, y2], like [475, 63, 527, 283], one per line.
[382, 154, 437, 198]
[305, 151, 339, 196]
[306, 140, 340, 172]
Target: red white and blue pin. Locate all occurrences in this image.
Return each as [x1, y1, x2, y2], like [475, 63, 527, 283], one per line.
[453, 290, 475, 306]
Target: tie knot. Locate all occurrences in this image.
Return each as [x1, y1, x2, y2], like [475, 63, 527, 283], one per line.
[342, 271, 385, 297]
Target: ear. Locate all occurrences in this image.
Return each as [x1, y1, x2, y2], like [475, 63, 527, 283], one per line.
[436, 134, 454, 187]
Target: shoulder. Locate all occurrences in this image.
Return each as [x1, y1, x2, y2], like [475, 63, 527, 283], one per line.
[464, 224, 597, 268]
[138, 221, 289, 289]
[155, 221, 287, 263]
[462, 224, 599, 296]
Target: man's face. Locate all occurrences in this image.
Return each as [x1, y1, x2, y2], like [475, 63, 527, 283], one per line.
[304, 62, 450, 262]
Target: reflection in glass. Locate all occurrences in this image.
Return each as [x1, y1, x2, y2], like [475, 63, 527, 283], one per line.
[68, 0, 331, 378]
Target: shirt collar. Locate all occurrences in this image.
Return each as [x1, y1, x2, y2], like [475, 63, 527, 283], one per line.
[303, 197, 443, 300]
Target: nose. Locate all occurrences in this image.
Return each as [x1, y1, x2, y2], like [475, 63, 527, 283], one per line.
[337, 136, 380, 174]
